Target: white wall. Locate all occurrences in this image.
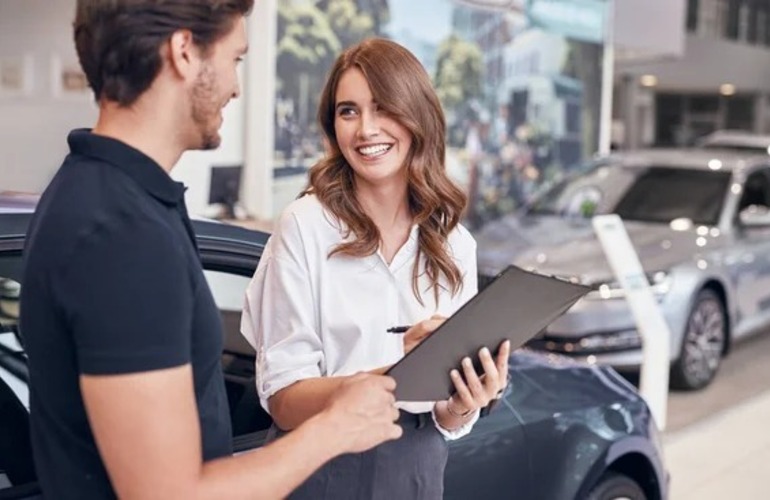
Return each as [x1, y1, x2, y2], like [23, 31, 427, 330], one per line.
[613, 0, 686, 61]
[0, 0, 245, 215]
[0, 0, 97, 193]
[617, 35, 770, 93]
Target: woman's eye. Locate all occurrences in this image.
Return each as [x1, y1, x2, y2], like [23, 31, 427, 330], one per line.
[338, 107, 357, 118]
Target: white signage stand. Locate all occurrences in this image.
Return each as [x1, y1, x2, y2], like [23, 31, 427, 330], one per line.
[592, 214, 670, 430]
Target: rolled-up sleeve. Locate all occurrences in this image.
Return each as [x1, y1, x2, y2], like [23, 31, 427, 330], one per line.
[432, 408, 480, 440]
[241, 211, 324, 413]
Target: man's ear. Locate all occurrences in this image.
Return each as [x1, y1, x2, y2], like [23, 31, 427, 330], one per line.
[167, 29, 200, 81]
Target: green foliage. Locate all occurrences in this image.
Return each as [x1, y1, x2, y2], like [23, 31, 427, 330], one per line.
[433, 35, 484, 112]
[277, 2, 340, 75]
[276, 1, 391, 129]
[326, 0, 375, 49]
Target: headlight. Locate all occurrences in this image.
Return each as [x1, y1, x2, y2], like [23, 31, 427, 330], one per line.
[586, 271, 672, 300]
[576, 330, 642, 352]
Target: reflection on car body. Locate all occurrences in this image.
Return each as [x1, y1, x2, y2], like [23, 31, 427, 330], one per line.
[0, 209, 666, 499]
[477, 148, 770, 391]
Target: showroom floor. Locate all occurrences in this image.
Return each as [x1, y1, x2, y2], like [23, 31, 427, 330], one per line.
[663, 388, 770, 499]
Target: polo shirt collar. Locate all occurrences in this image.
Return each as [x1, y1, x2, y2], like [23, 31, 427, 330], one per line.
[67, 128, 186, 206]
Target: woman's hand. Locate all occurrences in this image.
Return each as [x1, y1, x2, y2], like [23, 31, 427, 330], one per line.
[403, 314, 446, 355]
[446, 339, 511, 418]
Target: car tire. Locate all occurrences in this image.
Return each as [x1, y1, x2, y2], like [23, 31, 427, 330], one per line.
[670, 288, 726, 391]
[586, 472, 646, 500]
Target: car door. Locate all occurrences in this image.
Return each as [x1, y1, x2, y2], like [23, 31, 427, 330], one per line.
[728, 166, 770, 337]
[443, 389, 531, 500]
[0, 239, 41, 499]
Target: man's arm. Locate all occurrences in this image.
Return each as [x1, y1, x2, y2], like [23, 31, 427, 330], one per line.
[268, 362, 393, 431]
[82, 366, 400, 500]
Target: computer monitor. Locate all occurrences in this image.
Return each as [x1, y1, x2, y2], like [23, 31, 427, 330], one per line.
[208, 165, 242, 219]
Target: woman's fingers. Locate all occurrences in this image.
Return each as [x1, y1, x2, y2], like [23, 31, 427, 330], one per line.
[403, 316, 447, 354]
[478, 347, 500, 396]
[450, 369, 475, 411]
[496, 340, 511, 388]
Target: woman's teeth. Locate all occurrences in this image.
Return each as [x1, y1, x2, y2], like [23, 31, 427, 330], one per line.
[358, 144, 392, 157]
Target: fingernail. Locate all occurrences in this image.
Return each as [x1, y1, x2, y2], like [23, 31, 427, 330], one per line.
[481, 347, 490, 356]
[451, 369, 459, 377]
[463, 357, 471, 367]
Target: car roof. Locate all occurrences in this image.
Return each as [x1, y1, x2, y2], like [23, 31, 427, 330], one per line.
[0, 192, 38, 215]
[0, 210, 270, 248]
[604, 147, 765, 173]
[698, 130, 770, 151]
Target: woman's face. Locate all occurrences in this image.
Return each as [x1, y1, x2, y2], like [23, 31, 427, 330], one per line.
[333, 68, 412, 187]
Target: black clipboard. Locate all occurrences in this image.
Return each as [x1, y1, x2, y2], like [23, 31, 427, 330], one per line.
[385, 265, 591, 401]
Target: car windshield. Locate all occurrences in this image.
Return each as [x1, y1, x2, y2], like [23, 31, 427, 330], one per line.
[527, 162, 731, 226]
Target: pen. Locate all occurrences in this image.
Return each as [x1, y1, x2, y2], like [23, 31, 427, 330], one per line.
[386, 325, 411, 333]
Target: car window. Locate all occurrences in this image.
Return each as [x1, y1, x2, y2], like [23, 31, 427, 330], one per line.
[529, 162, 731, 226]
[738, 169, 770, 212]
[203, 270, 255, 357]
[614, 167, 731, 225]
[0, 275, 27, 408]
[0, 258, 36, 494]
[527, 162, 636, 217]
[202, 268, 272, 438]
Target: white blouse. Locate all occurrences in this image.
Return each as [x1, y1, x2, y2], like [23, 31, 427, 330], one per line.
[241, 194, 479, 439]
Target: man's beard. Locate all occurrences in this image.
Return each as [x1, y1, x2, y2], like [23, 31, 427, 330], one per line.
[191, 64, 222, 150]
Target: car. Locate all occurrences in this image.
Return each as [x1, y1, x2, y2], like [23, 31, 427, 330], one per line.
[476, 148, 770, 391]
[696, 130, 770, 154]
[0, 208, 667, 500]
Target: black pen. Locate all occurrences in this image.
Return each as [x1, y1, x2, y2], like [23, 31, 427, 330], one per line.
[386, 325, 411, 333]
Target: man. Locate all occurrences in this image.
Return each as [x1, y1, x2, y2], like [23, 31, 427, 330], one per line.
[19, 1, 401, 498]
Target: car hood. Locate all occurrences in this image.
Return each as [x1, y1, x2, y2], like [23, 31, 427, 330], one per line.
[477, 214, 720, 284]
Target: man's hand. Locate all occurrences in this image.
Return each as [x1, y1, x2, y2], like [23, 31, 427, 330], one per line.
[317, 373, 402, 454]
[403, 314, 446, 354]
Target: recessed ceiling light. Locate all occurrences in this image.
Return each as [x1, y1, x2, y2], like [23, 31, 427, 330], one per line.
[640, 74, 658, 87]
[720, 83, 736, 96]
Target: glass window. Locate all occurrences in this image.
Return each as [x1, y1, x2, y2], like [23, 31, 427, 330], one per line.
[528, 163, 732, 227]
[0, 273, 26, 409]
[527, 161, 636, 217]
[203, 270, 254, 357]
[687, 0, 700, 31]
[614, 167, 731, 225]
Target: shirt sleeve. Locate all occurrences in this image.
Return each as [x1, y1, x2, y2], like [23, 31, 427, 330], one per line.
[431, 407, 480, 440]
[57, 216, 193, 375]
[241, 210, 323, 413]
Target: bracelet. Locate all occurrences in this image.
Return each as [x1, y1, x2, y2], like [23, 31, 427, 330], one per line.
[446, 399, 474, 418]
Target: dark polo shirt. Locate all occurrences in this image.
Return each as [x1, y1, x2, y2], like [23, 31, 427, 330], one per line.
[20, 129, 232, 499]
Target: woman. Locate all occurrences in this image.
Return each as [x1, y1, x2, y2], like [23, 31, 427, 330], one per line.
[241, 38, 510, 499]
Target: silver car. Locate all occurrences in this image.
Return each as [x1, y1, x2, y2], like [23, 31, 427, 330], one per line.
[477, 148, 770, 390]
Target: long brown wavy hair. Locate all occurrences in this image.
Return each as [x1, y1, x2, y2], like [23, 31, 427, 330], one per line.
[302, 38, 468, 305]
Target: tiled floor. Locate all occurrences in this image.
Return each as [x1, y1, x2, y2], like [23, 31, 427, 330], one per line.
[662, 389, 770, 499]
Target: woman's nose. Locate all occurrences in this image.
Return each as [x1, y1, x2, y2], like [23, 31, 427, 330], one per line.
[358, 111, 380, 139]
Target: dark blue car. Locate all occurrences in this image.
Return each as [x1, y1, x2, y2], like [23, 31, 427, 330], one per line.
[0, 209, 667, 499]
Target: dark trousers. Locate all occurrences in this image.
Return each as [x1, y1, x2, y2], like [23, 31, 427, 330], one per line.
[268, 411, 449, 500]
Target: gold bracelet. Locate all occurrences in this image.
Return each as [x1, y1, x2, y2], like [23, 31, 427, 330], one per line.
[446, 399, 474, 418]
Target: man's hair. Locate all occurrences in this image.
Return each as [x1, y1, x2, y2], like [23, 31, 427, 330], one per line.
[74, 0, 253, 106]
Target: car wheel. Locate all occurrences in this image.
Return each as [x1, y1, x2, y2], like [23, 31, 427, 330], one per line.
[586, 472, 646, 500]
[670, 288, 726, 391]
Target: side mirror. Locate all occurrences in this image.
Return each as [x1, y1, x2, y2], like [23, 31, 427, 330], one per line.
[739, 205, 770, 228]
